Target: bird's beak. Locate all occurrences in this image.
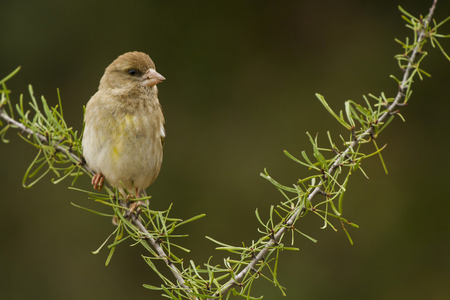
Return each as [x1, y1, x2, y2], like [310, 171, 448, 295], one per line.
[143, 68, 165, 87]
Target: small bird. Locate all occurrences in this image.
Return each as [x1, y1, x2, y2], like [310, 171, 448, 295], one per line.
[82, 51, 165, 205]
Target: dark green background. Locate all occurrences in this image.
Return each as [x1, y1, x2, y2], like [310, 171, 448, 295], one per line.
[1, 1, 449, 299]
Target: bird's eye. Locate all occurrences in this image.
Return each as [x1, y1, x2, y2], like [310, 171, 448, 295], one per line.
[128, 69, 137, 76]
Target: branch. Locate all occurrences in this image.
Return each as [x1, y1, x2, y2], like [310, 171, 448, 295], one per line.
[129, 213, 193, 295]
[0, 105, 194, 297]
[0, 110, 84, 169]
[209, 0, 439, 297]
[1, 0, 447, 298]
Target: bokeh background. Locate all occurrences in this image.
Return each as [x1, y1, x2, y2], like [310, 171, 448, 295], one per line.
[1, 1, 449, 299]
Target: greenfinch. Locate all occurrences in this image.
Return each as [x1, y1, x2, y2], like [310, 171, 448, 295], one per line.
[82, 51, 165, 200]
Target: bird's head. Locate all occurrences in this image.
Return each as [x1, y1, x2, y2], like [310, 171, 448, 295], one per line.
[99, 51, 165, 92]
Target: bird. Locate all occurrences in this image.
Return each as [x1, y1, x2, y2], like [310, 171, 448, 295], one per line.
[82, 51, 165, 210]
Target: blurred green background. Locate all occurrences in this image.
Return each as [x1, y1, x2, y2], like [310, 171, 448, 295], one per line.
[1, 1, 450, 299]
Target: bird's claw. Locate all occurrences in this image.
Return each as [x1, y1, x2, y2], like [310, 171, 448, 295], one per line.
[127, 200, 141, 216]
[92, 173, 104, 190]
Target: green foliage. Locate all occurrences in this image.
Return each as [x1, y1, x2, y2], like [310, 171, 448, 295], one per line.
[0, 77, 84, 187]
[0, 3, 449, 299]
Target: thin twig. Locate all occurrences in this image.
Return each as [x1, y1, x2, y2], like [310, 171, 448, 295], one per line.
[0, 106, 194, 297]
[0, 1, 440, 298]
[0, 111, 84, 168]
[209, 0, 439, 297]
[130, 213, 194, 296]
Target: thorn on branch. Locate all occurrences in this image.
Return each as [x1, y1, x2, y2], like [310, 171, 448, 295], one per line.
[345, 154, 354, 164]
[332, 147, 340, 155]
[269, 229, 279, 246]
[249, 247, 256, 260]
[389, 110, 401, 116]
[317, 189, 329, 197]
[78, 156, 87, 167]
[333, 147, 354, 164]
[351, 127, 357, 141]
[381, 99, 390, 108]
[368, 125, 377, 140]
[250, 267, 261, 276]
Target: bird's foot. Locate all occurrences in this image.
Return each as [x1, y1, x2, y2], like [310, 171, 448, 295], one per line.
[92, 173, 104, 190]
[122, 194, 143, 219]
[128, 199, 141, 216]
